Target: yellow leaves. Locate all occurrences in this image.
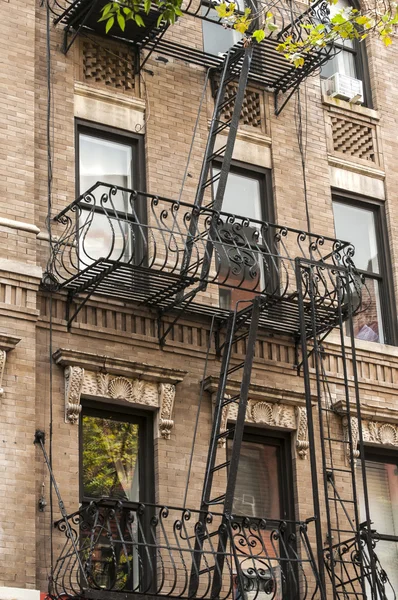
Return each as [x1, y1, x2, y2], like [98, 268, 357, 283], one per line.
[215, 2, 236, 19]
[383, 35, 393, 45]
[234, 20, 249, 33]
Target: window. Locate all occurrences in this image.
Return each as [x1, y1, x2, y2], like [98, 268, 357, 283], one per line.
[202, 0, 254, 56]
[228, 432, 295, 600]
[80, 403, 154, 504]
[333, 196, 397, 345]
[357, 450, 398, 600]
[76, 122, 145, 265]
[212, 164, 274, 310]
[80, 404, 154, 591]
[320, 0, 372, 106]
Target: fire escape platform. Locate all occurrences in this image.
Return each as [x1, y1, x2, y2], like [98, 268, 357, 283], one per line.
[52, 0, 335, 96]
[61, 257, 342, 337]
[49, 182, 358, 337]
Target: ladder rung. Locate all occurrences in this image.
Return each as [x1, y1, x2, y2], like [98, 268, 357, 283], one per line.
[201, 172, 220, 191]
[214, 120, 231, 136]
[216, 428, 234, 440]
[211, 460, 230, 473]
[324, 437, 349, 444]
[218, 94, 237, 112]
[226, 362, 244, 376]
[330, 528, 356, 534]
[327, 497, 355, 504]
[325, 467, 354, 474]
[206, 494, 226, 506]
[207, 144, 227, 163]
[231, 331, 250, 345]
[221, 394, 240, 407]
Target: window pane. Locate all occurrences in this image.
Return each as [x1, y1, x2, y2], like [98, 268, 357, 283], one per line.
[352, 277, 384, 344]
[79, 134, 133, 211]
[228, 440, 281, 519]
[333, 202, 380, 274]
[358, 459, 398, 599]
[213, 168, 262, 220]
[202, 0, 245, 56]
[82, 414, 140, 501]
[212, 170, 264, 308]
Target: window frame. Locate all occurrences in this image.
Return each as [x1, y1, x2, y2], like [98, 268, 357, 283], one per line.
[320, 0, 373, 108]
[79, 400, 155, 506]
[75, 119, 147, 267]
[228, 427, 295, 523]
[332, 191, 398, 346]
[75, 119, 147, 221]
[361, 446, 398, 542]
[212, 160, 274, 222]
[212, 161, 275, 308]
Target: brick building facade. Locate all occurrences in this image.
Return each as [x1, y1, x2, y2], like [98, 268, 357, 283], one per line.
[1, 0, 398, 598]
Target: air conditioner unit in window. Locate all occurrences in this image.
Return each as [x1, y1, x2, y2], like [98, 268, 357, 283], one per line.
[326, 72, 364, 103]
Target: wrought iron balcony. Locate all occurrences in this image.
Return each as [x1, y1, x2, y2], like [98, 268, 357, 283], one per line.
[324, 526, 396, 600]
[52, 500, 323, 600]
[47, 182, 363, 335]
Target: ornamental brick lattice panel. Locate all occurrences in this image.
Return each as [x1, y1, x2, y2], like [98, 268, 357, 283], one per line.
[82, 40, 135, 92]
[215, 80, 262, 128]
[331, 115, 375, 162]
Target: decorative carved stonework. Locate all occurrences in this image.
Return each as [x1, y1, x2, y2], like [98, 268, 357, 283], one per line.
[213, 395, 307, 458]
[61, 364, 179, 438]
[0, 334, 21, 397]
[65, 366, 85, 424]
[295, 407, 309, 460]
[342, 416, 360, 465]
[0, 350, 6, 397]
[363, 420, 398, 446]
[158, 384, 176, 440]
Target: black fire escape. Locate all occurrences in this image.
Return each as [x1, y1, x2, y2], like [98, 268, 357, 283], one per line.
[38, 1, 396, 600]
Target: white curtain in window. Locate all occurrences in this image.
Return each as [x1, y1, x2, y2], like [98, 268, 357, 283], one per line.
[358, 459, 398, 600]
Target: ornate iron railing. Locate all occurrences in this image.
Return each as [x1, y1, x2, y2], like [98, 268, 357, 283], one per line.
[324, 526, 397, 600]
[48, 182, 364, 317]
[51, 500, 324, 600]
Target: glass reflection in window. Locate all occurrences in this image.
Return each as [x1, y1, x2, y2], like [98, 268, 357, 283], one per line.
[82, 414, 140, 502]
[78, 133, 134, 264]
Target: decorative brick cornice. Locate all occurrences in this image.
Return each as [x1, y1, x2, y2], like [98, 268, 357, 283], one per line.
[53, 348, 187, 383]
[54, 348, 186, 437]
[202, 376, 315, 407]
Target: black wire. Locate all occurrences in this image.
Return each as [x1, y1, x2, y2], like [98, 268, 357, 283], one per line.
[45, 0, 55, 580]
[294, 85, 311, 237]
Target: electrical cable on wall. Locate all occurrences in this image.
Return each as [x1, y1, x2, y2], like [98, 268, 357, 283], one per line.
[45, 0, 55, 580]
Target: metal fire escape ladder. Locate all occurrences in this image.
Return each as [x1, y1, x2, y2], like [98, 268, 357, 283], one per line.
[296, 260, 392, 600]
[188, 297, 261, 598]
[178, 46, 253, 300]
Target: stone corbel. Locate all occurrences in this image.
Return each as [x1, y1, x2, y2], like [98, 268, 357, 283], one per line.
[342, 416, 360, 465]
[295, 407, 309, 460]
[0, 334, 22, 396]
[158, 383, 176, 440]
[54, 349, 186, 438]
[65, 366, 85, 424]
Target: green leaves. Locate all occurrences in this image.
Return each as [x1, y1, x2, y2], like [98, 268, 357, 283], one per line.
[105, 15, 114, 32]
[97, 0, 397, 68]
[252, 29, 265, 43]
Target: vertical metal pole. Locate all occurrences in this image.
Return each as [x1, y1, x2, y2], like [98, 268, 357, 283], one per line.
[335, 275, 368, 598]
[295, 259, 326, 594]
[344, 273, 379, 600]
